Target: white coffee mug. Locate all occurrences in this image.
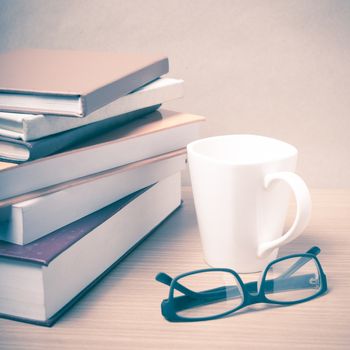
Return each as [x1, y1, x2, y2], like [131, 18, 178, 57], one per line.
[187, 134, 311, 273]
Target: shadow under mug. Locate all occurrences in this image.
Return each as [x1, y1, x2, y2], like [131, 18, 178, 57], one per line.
[187, 134, 311, 273]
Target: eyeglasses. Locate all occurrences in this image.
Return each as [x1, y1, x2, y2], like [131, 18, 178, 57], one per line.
[156, 246, 327, 322]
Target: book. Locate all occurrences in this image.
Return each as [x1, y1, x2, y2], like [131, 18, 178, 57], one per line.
[0, 48, 169, 117]
[0, 173, 181, 326]
[0, 105, 160, 162]
[0, 149, 186, 245]
[0, 110, 205, 200]
[0, 77, 184, 141]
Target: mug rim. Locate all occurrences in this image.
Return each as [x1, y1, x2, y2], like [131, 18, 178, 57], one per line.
[187, 134, 298, 166]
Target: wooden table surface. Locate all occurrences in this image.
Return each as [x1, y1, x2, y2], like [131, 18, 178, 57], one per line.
[0, 188, 349, 349]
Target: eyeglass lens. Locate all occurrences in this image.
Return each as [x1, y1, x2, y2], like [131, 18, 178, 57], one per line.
[263, 256, 322, 302]
[173, 270, 244, 319]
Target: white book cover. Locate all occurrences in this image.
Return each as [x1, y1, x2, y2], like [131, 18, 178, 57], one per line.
[0, 173, 181, 324]
[0, 78, 184, 141]
[0, 150, 186, 245]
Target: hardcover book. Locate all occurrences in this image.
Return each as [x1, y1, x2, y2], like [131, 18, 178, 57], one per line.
[0, 110, 205, 200]
[0, 173, 181, 326]
[0, 77, 184, 141]
[0, 49, 169, 117]
[0, 149, 186, 244]
[0, 105, 159, 162]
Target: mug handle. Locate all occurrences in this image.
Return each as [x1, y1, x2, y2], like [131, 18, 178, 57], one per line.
[257, 171, 312, 259]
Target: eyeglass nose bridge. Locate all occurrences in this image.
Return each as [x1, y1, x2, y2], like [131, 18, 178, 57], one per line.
[240, 277, 265, 304]
[244, 290, 263, 305]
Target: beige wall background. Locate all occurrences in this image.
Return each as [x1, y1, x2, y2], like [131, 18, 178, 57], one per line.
[0, 0, 349, 187]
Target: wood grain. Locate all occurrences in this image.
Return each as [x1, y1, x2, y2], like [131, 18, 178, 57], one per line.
[0, 188, 349, 349]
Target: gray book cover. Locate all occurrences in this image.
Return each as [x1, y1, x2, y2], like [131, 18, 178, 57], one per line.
[0, 49, 169, 116]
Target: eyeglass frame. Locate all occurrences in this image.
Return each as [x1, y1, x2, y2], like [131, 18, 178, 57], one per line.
[156, 246, 328, 322]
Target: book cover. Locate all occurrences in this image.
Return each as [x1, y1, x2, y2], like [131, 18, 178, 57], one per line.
[0, 49, 169, 116]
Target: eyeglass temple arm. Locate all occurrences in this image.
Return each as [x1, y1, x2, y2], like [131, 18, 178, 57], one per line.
[156, 247, 320, 295]
[170, 273, 317, 312]
[156, 272, 201, 298]
[156, 271, 261, 299]
[156, 272, 316, 312]
[156, 271, 250, 306]
[157, 247, 319, 287]
[278, 246, 320, 280]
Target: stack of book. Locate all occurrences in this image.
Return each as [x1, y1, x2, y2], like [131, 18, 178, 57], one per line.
[0, 49, 205, 326]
